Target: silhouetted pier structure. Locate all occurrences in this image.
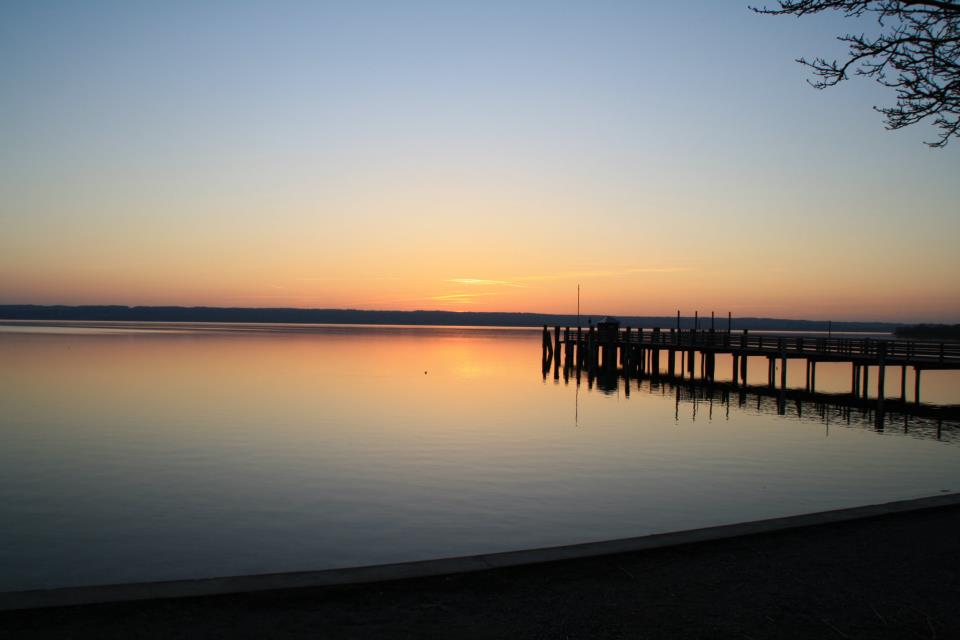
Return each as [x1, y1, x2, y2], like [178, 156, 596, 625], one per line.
[541, 319, 960, 407]
[607, 372, 958, 442]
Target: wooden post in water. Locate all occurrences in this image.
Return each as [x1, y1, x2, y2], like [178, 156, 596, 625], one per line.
[877, 343, 886, 416]
[668, 329, 676, 377]
[810, 361, 817, 393]
[632, 337, 640, 377]
[862, 365, 870, 399]
[900, 365, 907, 401]
[851, 364, 858, 397]
[638, 329, 645, 375]
[777, 338, 786, 390]
[553, 326, 561, 378]
[740, 352, 748, 386]
[778, 354, 787, 415]
[576, 326, 583, 370]
[584, 325, 591, 372]
[914, 367, 921, 404]
[621, 327, 629, 368]
[732, 353, 739, 387]
[605, 331, 615, 371]
[592, 326, 600, 371]
[590, 327, 601, 371]
[651, 328, 660, 377]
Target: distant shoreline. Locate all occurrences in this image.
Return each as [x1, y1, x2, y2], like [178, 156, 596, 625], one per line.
[894, 324, 960, 341]
[0, 304, 903, 333]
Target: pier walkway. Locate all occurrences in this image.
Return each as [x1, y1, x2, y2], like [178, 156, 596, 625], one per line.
[542, 323, 960, 405]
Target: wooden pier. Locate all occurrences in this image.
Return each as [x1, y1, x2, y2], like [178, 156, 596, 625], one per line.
[541, 320, 960, 406]
[615, 373, 958, 440]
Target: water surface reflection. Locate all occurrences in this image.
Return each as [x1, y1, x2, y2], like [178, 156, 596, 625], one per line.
[0, 323, 958, 592]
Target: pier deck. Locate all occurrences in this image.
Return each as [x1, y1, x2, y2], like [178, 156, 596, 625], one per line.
[542, 325, 960, 405]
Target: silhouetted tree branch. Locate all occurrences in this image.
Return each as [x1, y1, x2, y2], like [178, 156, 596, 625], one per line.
[752, 1, 960, 147]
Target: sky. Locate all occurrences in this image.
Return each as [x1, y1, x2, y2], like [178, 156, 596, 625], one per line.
[1, 1, 958, 322]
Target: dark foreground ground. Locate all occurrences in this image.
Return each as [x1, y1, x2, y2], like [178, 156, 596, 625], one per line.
[2, 505, 959, 640]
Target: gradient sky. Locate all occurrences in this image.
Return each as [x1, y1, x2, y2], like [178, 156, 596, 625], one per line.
[1, 1, 958, 321]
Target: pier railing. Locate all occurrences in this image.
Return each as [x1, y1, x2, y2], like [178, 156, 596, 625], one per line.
[544, 325, 959, 406]
[575, 329, 960, 365]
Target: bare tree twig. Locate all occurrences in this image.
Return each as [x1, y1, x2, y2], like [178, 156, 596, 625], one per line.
[751, 1, 960, 147]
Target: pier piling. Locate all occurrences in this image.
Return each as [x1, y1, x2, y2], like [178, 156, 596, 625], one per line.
[544, 327, 956, 406]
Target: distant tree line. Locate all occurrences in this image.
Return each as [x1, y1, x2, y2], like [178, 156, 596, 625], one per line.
[894, 323, 960, 339]
[0, 305, 902, 332]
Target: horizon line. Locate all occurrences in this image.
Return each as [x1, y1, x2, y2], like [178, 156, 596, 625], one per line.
[0, 303, 942, 327]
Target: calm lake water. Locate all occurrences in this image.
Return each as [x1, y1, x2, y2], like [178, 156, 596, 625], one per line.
[1, 322, 959, 593]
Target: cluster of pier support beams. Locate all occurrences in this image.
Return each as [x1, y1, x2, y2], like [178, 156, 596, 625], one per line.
[541, 325, 956, 407]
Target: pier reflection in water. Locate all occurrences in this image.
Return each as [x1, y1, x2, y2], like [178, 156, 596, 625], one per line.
[542, 323, 960, 438]
[554, 366, 958, 445]
[542, 323, 960, 401]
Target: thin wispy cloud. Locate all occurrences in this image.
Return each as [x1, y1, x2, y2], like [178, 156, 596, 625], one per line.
[444, 268, 688, 289]
[429, 292, 501, 303]
[299, 275, 402, 282]
[446, 278, 525, 287]
[517, 267, 692, 281]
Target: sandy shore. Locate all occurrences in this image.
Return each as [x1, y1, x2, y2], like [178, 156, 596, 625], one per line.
[3, 502, 959, 639]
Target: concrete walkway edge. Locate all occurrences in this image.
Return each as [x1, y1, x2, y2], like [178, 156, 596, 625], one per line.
[3, 493, 958, 612]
